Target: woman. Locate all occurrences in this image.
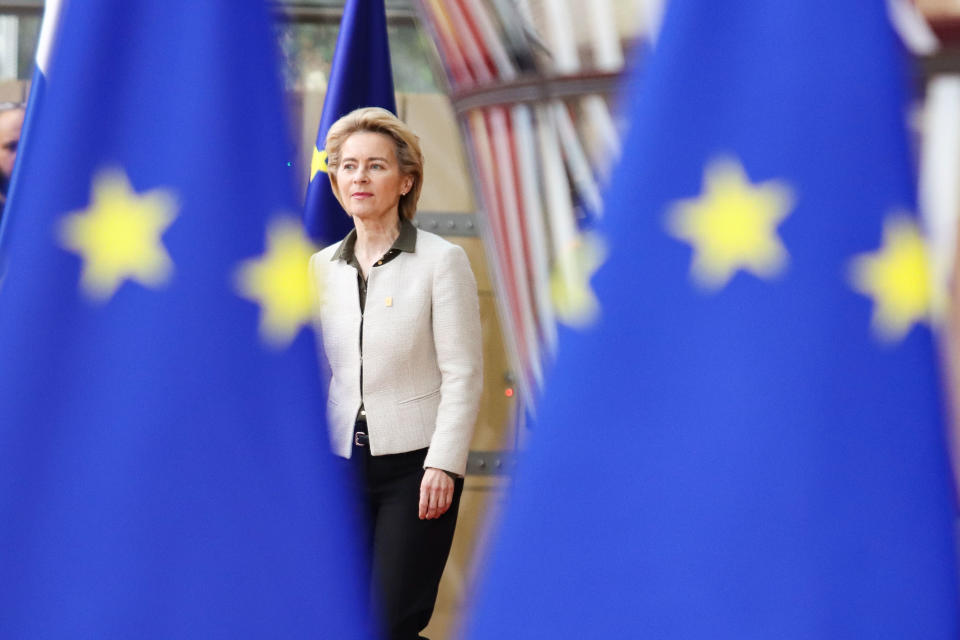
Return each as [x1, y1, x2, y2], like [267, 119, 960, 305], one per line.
[309, 107, 482, 640]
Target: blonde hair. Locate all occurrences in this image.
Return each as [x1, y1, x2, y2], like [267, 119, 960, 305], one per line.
[325, 107, 424, 222]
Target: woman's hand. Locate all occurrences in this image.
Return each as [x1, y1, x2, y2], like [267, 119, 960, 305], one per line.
[419, 467, 455, 520]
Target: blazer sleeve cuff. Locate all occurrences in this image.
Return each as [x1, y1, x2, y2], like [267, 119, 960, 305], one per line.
[423, 447, 469, 477]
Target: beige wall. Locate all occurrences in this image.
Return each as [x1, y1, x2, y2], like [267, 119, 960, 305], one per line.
[0, 79, 29, 103]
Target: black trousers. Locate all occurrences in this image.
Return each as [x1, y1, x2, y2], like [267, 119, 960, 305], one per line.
[349, 432, 464, 640]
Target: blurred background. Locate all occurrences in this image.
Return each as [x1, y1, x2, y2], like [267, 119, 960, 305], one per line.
[2, 1, 960, 637]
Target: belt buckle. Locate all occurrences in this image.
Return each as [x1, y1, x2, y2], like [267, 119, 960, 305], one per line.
[354, 431, 367, 447]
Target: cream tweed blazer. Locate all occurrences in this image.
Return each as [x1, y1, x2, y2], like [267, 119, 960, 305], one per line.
[310, 228, 482, 476]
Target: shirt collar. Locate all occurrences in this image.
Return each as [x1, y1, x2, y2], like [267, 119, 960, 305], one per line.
[331, 217, 418, 262]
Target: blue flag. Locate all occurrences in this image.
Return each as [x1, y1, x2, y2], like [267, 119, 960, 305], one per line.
[302, 0, 396, 243]
[0, 1, 371, 637]
[468, 2, 959, 638]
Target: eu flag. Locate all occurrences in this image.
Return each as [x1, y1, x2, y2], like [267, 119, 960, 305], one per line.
[0, 1, 371, 637]
[468, 2, 959, 638]
[302, 0, 396, 243]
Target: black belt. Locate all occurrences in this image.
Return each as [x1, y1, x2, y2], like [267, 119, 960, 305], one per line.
[354, 415, 369, 447]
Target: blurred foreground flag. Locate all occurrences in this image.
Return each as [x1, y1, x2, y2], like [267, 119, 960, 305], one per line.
[468, 2, 959, 638]
[302, 0, 395, 243]
[0, 1, 371, 638]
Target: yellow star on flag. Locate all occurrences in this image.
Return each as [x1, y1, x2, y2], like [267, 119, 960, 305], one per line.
[310, 146, 328, 181]
[666, 158, 794, 290]
[58, 169, 177, 302]
[551, 232, 606, 328]
[849, 215, 936, 342]
[235, 217, 317, 348]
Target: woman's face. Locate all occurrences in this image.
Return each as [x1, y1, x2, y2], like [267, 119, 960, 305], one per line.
[335, 131, 413, 224]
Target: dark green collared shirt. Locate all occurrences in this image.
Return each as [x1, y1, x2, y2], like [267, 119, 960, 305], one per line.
[331, 217, 418, 313]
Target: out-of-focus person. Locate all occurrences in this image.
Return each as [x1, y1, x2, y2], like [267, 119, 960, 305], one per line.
[0, 103, 24, 220]
[309, 106, 482, 640]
